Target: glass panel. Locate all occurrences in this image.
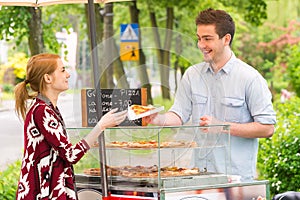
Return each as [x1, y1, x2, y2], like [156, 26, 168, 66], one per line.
[102, 125, 230, 192]
[68, 125, 269, 199]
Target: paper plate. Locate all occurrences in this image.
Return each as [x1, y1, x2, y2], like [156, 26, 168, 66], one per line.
[127, 105, 164, 120]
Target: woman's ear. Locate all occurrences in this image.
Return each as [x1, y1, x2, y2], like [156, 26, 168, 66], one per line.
[43, 74, 52, 84]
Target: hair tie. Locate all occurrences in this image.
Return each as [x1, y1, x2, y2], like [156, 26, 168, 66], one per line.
[24, 80, 29, 84]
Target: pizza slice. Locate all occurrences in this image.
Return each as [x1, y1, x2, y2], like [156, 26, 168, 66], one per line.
[130, 104, 155, 115]
[127, 104, 164, 120]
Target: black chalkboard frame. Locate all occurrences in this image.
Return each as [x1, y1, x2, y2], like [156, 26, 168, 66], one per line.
[81, 88, 147, 127]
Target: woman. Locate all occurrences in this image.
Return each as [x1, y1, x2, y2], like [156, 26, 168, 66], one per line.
[14, 53, 127, 200]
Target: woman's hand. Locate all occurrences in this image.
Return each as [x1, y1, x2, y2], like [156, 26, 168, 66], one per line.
[84, 108, 127, 149]
[98, 108, 127, 130]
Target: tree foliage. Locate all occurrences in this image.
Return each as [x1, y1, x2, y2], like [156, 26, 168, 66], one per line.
[0, 7, 31, 46]
[258, 97, 300, 195]
[286, 44, 300, 97]
[218, 0, 267, 26]
[0, 5, 84, 55]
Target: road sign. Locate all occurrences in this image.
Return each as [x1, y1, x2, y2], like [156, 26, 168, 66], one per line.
[120, 42, 139, 61]
[120, 23, 139, 42]
[120, 23, 139, 61]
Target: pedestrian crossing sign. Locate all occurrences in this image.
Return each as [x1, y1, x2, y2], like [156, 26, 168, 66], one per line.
[120, 23, 139, 61]
[120, 23, 139, 42]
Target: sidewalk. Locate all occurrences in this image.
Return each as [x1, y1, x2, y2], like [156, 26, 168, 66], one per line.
[0, 93, 71, 112]
[0, 99, 22, 171]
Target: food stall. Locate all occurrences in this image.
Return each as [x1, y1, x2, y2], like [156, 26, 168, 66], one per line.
[69, 124, 270, 200]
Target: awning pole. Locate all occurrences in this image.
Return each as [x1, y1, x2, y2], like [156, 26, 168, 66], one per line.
[87, 0, 108, 198]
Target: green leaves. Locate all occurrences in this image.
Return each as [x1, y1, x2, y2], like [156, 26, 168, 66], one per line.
[286, 44, 300, 97]
[244, 0, 267, 26]
[218, 0, 267, 26]
[258, 97, 300, 195]
[0, 160, 21, 200]
[0, 6, 31, 42]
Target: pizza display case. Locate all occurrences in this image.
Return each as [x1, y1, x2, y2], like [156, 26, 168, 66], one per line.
[68, 125, 270, 200]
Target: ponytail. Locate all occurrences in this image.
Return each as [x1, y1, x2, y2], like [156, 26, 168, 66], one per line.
[14, 81, 36, 120]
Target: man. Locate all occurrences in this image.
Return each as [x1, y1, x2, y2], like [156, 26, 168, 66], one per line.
[146, 8, 276, 182]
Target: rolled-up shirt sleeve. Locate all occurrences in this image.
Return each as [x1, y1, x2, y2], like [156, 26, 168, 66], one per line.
[246, 75, 277, 125]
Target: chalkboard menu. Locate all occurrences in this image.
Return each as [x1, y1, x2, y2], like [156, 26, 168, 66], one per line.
[81, 88, 147, 127]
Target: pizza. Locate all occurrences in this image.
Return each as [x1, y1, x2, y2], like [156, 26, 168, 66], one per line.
[83, 165, 200, 178]
[83, 168, 100, 176]
[92, 140, 197, 148]
[160, 166, 200, 177]
[127, 104, 164, 120]
[129, 104, 155, 115]
[105, 140, 197, 148]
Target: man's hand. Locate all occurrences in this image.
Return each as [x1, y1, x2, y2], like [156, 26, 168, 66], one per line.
[199, 115, 222, 126]
[199, 115, 227, 133]
[143, 113, 159, 124]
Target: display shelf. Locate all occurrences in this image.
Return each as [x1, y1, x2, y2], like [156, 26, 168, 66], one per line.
[68, 125, 269, 200]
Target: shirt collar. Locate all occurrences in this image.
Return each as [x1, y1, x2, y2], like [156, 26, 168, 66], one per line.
[37, 93, 53, 107]
[36, 93, 65, 127]
[222, 52, 236, 74]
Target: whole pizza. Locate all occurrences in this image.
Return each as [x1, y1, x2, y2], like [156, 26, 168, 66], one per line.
[83, 165, 200, 178]
[105, 140, 197, 148]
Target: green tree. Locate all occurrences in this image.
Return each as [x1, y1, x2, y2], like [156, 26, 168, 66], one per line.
[0, 4, 87, 56]
[0, 6, 58, 56]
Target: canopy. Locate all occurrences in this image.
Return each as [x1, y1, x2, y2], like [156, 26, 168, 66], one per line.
[0, 0, 130, 7]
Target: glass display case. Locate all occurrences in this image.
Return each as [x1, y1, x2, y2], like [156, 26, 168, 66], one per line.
[68, 125, 270, 200]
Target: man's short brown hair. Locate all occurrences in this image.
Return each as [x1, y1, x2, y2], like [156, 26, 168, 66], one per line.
[195, 8, 235, 46]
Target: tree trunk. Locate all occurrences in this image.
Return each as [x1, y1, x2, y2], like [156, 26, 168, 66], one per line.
[160, 7, 173, 100]
[174, 19, 182, 92]
[149, 7, 173, 100]
[27, 7, 44, 56]
[113, 38, 130, 89]
[149, 12, 163, 64]
[149, 8, 163, 92]
[103, 3, 115, 88]
[129, 0, 153, 104]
